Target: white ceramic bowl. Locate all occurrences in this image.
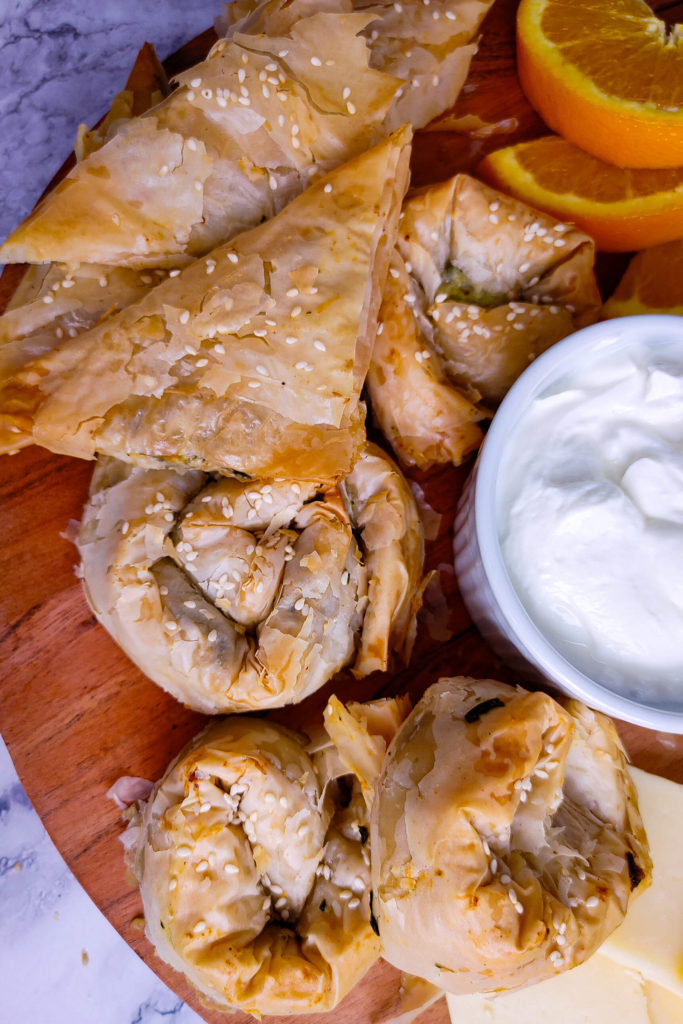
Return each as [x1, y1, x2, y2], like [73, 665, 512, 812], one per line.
[454, 314, 683, 734]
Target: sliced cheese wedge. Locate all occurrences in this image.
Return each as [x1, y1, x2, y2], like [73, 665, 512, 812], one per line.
[446, 955, 683, 1024]
[601, 767, 683, 1000]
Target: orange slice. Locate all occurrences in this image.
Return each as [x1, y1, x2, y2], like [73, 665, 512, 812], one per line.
[477, 135, 683, 251]
[517, 0, 683, 168]
[604, 238, 683, 317]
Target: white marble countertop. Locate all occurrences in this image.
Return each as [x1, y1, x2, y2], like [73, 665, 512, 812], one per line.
[0, 2, 225, 1020]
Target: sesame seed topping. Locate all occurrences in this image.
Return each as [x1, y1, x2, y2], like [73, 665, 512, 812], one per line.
[179, 309, 190, 324]
[346, 100, 356, 115]
[193, 920, 207, 934]
[248, 381, 261, 389]
[256, 364, 268, 376]
[227, 252, 239, 264]
[169, 269, 181, 277]
[586, 896, 599, 908]
[42, 294, 54, 304]
[206, 259, 216, 274]
[186, 138, 198, 152]
[291, 305, 302, 318]
[285, 335, 297, 344]
[253, 328, 267, 338]
[323, 183, 332, 193]
[348, 897, 360, 909]
[342, 87, 351, 100]
[310, 56, 322, 67]
[286, 287, 299, 297]
[314, 340, 326, 351]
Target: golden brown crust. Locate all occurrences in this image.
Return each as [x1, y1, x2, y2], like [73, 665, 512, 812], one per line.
[368, 174, 602, 469]
[371, 677, 652, 995]
[77, 443, 424, 714]
[130, 716, 379, 1015]
[0, 0, 493, 268]
[0, 132, 411, 479]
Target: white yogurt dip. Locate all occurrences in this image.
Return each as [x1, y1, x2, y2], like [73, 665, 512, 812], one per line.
[496, 332, 683, 704]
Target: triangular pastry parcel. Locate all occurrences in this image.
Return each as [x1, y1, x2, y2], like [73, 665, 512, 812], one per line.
[0, 130, 411, 480]
[0, 0, 492, 268]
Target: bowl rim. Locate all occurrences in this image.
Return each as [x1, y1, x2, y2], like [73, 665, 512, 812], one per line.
[474, 313, 683, 733]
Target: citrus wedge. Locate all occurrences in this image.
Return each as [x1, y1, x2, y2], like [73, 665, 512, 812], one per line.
[604, 238, 683, 317]
[517, 0, 683, 168]
[477, 135, 683, 251]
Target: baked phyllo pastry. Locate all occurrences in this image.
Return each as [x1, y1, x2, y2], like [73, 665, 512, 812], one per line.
[127, 715, 380, 1015]
[77, 444, 424, 714]
[370, 677, 651, 995]
[0, 0, 493, 268]
[367, 175, 602, 469]
[0, 45, 171, 455]
[0, 132, 410, 477]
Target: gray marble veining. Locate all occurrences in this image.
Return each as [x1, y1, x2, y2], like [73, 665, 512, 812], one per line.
[0, 0, 224, 244]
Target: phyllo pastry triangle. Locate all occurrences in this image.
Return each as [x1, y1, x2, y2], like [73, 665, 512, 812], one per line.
[0, 0, 493, 268]
[0, 130, 411, 478]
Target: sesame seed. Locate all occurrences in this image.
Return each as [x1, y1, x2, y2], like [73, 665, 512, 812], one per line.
[294, 597, 305, 611]
[169, 878, 177, 891]
[177, 844, 192, 856]
[179, 310, 190, 324]
[42, 294, 54, 304]
[159, 164, 169, 177]
[206, 259, 216, 274]
[248, 381, 260, 389]
[239, 96, 250, 106]
[286, 287, 299, 297]
[346, 101, 356, 115]
[196, 358, 208, 367]
[224, 863, 239, 874]
[488, 213, 499, 224]
[186, 138, 197, 152]
[310, 56, 322, 67]
[197, 859, 209, 872]
[394, 1, 403, 10]
[186, 90, 195, 102]
[256, 364, 268, 376]
[314, 340, 326, 351]
[193, 920, 207, 934]
[291, 305, 302, 318]
[159, 585, 169, 596]
[586, 896, 599, 908]
[519, 262, 530, 273]
[342, 87, 351, 100]
[348, 897, 360, 909]
[323, 183, 332, 193]
[169, 269, 181, 277]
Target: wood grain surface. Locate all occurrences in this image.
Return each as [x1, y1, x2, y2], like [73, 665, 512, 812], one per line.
[2, 2, 683, 1023]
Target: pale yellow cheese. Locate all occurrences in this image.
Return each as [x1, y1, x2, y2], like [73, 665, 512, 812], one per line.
[601, 767, 683, 999]
[446, 955, 683, 1024]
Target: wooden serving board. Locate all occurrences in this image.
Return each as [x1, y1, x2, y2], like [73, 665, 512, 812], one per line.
[2, 2, 683, 1023]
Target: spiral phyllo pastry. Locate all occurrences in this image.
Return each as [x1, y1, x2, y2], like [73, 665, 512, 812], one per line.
[77, 443, 424, 712]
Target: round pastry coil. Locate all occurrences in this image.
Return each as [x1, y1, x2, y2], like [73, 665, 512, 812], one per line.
[77, 442, 424, 713]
